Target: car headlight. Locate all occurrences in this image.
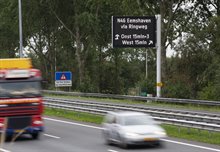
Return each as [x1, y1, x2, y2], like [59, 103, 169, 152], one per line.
[125, 132, 139, 137]
[154, 131, 166, 136]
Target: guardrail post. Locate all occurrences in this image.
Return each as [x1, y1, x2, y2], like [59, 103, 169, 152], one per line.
[198, 129, 200, 135]
[187, 127, 191, 134]
[208, 131, 212, 138]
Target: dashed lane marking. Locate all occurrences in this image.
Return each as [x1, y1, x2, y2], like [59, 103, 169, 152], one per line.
[43, 133, 61, 139]
[108, 149, 118, 152]
[0, 148, 11, 152]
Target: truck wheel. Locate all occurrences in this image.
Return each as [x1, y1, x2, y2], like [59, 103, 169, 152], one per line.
[32, 132, 39, 139]
[6, 135, 13, 141]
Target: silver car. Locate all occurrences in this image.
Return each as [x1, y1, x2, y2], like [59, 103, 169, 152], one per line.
[102, 111, 166, 148]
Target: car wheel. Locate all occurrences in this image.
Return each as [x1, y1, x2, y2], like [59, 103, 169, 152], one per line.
[32, 132, 40, 139]
[103, 132, 111, 145]
[119, 136, 128, 149]
[155, 141, 165, 148]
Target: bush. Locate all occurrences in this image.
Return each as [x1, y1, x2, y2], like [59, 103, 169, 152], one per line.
[163, 80, 192, 98]
[198, 83, 220, 100]
[136, 78, 156, 96]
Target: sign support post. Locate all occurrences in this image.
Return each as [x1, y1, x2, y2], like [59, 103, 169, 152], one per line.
[18, 0, 23, 58]
[145, 49, 148, 79]
[156, 15, 161, 97]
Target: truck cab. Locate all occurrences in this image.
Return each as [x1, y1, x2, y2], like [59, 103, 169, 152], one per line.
[0, 58, 44, 140]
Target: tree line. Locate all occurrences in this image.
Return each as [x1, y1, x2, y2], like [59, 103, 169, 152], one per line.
[0, 0, 220, 100]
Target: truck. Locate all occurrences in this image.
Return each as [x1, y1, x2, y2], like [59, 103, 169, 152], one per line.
[0, 58, 44, 140]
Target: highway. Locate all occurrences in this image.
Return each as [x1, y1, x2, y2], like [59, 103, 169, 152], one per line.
[1, 117, 220, 152]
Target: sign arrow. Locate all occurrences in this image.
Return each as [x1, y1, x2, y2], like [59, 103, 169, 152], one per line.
[149, 40, 153, 45]
[115, 34, 120, 40]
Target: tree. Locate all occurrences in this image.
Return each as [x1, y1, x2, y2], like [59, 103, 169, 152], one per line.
[0, 0, 19, 58]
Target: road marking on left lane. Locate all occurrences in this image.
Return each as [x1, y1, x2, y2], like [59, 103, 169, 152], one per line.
[0, 148, 11, 152]
[108, 149, 118, 152]
[44, 134, 61, 139]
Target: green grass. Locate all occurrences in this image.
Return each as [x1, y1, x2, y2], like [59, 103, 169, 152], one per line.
[162, 124, 220, 145]
[44, 93, 220, 113]
[45, 107, 220, 146]
[45, 107, 103, 124]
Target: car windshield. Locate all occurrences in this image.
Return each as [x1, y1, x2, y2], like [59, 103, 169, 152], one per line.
[0, 81, 41, 98]
[122, 115, 156, 126]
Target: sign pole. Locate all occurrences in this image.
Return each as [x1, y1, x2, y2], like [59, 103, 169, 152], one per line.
[145, 49, 148, 79]
[18, 0, 23, 58]
[156, 15, 161, 97]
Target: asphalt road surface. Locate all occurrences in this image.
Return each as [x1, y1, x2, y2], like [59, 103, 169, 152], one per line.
[1, 117, 220, 152]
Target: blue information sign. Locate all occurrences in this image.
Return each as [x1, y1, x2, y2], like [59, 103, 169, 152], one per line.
[55, 71, 72, 87]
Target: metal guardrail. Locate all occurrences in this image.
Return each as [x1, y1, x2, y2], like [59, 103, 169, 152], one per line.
[44, 97, 220, 132]
[44, 97, 220, 124]
[43, 90, 220, 106]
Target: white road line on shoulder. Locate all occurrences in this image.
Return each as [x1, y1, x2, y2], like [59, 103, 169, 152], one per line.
[162, 139, 220, 152]
[44, 133, 61, 139]
[0, 148, 11, 152]
[44, 117, 103, 130]
[45, 117, 220, 152]
[108, 149, 118, 152]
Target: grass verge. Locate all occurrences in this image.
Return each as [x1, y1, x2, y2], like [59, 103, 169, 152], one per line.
[45, 107, 103, 124]
[45, 107, 220, 146]
[162, 124, 220, 145]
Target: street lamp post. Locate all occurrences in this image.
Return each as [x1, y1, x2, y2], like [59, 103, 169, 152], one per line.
[156, 15, 161, 97]
[18, 0, 23, 58]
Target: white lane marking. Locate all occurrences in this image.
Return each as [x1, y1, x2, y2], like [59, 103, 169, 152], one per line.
[44, 117, 102, 130]
[44, 117, 220, 152]
[0, 148, 11, 152]
[108, 149, 118, 152]
[44, 133, 61, 139]
[162, 139, 220, 152]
